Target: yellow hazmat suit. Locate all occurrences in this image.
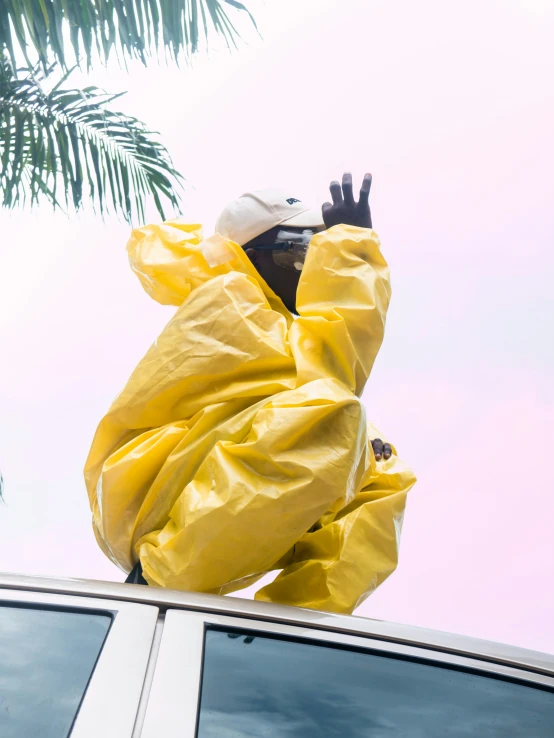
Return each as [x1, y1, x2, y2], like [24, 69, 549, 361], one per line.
[84, 222, 416, 614]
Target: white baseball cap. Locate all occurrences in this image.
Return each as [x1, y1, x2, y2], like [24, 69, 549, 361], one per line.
[215, 188, 325, 247]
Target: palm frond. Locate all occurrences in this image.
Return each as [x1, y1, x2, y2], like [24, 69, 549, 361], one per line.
[0, 0, 257, 71]
[0, 58, 183, 223]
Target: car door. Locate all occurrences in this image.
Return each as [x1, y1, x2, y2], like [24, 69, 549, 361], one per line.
[141, 609, 554, 737]
[0, 587, 158, 738]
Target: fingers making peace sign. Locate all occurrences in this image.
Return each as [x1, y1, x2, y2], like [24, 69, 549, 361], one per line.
[322, 172, 372, 230]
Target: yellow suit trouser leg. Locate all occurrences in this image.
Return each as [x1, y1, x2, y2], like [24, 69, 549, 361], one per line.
[254, 456, 415, 615]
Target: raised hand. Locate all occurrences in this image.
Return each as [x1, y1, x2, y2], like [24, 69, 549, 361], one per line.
[322, 172, 372, 229]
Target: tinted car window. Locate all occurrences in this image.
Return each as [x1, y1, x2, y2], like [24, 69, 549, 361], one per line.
[197, 628, 554, 738]
[0, 605, 112, 738]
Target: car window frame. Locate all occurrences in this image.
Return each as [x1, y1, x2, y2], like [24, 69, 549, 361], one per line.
[141, 609, 554, 738]
[0, 587, 158, 738]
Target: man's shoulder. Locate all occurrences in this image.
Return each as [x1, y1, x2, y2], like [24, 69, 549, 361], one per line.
[184, 269, 262, 302]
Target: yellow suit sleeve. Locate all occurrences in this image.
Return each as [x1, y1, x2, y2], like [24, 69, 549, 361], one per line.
[126, 218, 291, 319]
[291, 225, 391, 395]
[126, 220, 206, 306]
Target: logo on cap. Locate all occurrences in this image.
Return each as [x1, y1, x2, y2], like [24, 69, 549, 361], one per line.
[286, 198, 301, 205]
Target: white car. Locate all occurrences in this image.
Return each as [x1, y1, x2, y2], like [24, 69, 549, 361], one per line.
[1, 572, 553, 737]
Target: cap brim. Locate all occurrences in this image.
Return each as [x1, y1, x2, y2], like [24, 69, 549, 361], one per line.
[280, 206, 325, 230]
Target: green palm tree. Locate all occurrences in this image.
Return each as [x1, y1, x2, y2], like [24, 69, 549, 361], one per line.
[0, 0, 255, 222]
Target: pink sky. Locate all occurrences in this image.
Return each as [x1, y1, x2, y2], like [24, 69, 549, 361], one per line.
[1, 0, 553, 653]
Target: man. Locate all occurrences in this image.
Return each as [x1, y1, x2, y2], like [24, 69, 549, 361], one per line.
[85, 173, 416, 614]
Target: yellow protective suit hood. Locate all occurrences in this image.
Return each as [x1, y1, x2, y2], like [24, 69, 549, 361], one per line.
[85, 220, 416, 614]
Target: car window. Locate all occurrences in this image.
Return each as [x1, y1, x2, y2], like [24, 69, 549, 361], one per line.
[0, 604, 112, 738]
[196, 627, 554, 738]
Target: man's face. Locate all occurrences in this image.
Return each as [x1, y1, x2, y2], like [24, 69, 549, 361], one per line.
[244, 226, 323, 313]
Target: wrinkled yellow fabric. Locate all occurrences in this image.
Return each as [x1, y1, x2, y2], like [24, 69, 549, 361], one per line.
[84, 222, 416, 614]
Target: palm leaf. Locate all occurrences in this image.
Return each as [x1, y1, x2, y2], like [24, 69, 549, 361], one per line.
[0, 0, 256, 71]
[0, 58, 183, 222]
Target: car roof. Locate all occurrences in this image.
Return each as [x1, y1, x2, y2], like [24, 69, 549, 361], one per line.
[1, 571, 553, 678]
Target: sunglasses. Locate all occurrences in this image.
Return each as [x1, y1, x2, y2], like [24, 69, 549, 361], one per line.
[251, 229, 317, 271]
